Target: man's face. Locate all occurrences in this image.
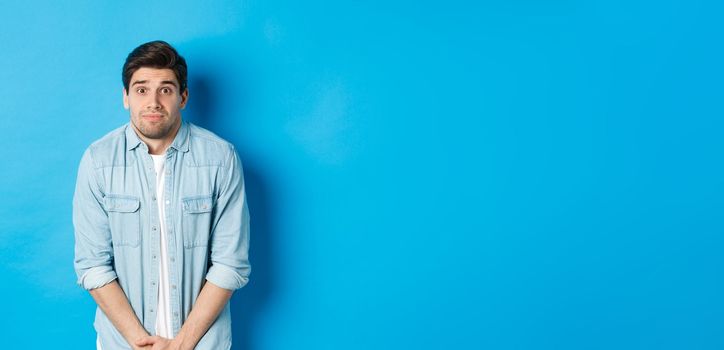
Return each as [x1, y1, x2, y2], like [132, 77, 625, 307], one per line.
[123, 67, 188, 140]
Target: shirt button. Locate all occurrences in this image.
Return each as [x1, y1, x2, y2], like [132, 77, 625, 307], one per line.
[152, 226, 157, 231]
[152, 196, 156, 201]
[152, 255, 156, 259]
[170, 257, 175, 262]
[150, 309, 154, 313]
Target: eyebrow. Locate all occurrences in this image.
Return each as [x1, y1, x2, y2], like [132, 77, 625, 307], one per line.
[131, 80, 179, 87]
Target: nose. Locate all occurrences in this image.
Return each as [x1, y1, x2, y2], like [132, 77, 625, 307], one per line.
[147, 92, 162, 110]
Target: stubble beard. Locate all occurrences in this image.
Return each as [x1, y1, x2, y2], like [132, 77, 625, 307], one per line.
[133, 113, 179, 140]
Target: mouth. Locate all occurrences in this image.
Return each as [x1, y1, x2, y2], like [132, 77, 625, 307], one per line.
[142, 113, 165, 122]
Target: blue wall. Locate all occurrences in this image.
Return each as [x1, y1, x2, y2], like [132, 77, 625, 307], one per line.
[1, 1, 723, 349]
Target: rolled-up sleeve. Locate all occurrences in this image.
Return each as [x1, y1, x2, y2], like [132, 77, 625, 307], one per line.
[73, 148, 117, 290]
[206, 145, 251, 291]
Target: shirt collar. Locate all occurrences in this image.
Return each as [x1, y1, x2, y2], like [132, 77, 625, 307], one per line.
[125, 121, 190, 153]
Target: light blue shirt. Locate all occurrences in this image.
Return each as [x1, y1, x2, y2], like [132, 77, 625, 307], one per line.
[73, 122, 251, 349]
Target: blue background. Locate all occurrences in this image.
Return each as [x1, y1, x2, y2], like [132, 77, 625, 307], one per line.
[1, 1, 722, 349]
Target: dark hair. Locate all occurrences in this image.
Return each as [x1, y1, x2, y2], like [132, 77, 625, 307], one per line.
[122, 40, 187, 94]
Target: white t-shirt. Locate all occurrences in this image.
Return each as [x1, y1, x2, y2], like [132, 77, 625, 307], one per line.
[151, 154, 174, 339]
[96, 154, 172, 350]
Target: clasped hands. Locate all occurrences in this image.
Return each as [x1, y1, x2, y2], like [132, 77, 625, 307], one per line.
[134, 335, 184, 350]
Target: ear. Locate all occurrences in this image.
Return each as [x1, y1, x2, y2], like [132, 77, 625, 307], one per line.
[180, 89, 189, 109]
[123, 88, 129, 109]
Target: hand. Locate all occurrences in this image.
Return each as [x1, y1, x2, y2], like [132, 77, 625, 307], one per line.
[134, 335, 178, 350]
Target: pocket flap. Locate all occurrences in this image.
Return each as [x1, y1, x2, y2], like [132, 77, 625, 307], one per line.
[183, 195, 213, 214]
[105, 195, 141, 213]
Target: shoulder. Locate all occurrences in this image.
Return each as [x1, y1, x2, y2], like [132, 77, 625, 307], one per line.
[88, 124, 128, 150]
[83, 124, 130, 168]
[187, 123, 234, 148]
[186, 123, 237, 167]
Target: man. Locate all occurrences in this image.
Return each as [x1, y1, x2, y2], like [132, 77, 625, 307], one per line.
[73, 41, 251, 350]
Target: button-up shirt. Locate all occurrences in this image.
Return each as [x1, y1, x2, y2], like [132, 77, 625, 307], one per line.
[73, 122, 251, 349]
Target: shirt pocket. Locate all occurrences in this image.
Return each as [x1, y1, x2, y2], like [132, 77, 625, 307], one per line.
[182, 194, 214, 248]
[105, 194, 141, 247]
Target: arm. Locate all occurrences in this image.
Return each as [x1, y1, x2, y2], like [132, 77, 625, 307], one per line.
[90, 281, 151, 350]
[73, 149, 150, 349]
[204, 145, 251, 292]
[174, 282, 233, 348]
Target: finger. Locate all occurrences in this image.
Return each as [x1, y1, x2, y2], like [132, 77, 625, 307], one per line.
[135, 336, 160, 346]
[151, 338, 170, 350]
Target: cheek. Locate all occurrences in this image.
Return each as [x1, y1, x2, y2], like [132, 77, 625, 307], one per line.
[164, 98, 183, 111]
[130, 105, 144, 117]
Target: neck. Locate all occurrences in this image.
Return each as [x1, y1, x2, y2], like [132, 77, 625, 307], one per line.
[134, 121, 181, 155]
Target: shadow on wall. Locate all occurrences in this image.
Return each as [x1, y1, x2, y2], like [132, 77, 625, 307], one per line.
[186, 67, 275, 350]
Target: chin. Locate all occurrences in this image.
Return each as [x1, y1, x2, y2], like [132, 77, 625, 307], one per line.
[140, 126, 170, 139]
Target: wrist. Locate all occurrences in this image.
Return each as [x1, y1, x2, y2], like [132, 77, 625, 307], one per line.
[171, 334, 192, 350]
[129, 330, 150, 350]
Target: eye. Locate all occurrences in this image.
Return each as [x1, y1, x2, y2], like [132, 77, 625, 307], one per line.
[136, 87, 147, 94]
[161, 87, 172, 94]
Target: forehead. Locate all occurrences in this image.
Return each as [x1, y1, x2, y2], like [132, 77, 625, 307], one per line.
[130, 67, 178, 85]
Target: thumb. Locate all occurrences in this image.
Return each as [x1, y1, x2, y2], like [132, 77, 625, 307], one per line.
[135, 335, 160, 346]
